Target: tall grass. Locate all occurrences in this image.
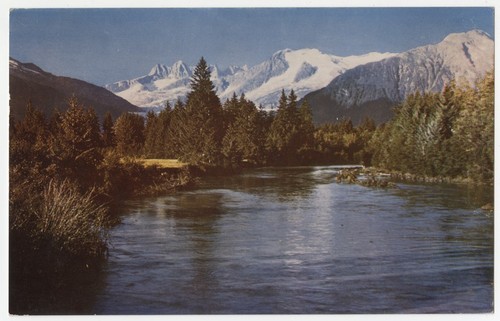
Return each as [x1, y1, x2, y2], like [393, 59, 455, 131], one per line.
[35, 180, 109, 257]
[10, 179, 110, 313]
[11, 179, 109, 260]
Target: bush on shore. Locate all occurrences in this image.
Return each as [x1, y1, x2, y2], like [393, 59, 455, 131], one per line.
[10, 179, 109, 267]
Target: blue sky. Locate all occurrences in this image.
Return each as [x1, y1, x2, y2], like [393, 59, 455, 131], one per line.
[9, 7, 494, 86]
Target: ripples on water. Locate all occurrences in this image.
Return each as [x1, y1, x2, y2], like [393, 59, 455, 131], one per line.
[92, 166, 493, 314]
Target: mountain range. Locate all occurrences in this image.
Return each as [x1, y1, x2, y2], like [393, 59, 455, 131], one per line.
[105, 29, 493, 124]
[9, 58, 141, 120]
[10, 29, 493, 125]
[105, 49, 396, 110]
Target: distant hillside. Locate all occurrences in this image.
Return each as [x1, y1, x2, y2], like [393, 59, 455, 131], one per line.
[10, 58, 141, 120]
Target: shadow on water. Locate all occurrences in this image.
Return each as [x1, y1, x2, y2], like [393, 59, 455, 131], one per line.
[9, 253, 108, 314]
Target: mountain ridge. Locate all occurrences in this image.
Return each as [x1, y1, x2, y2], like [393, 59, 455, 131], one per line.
[302, 29, 494, 124]
[105, 48, 396, 109]
[10, 58, 141, 120]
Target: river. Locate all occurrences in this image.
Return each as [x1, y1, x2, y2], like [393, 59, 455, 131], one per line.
[90, 166, 493, 314]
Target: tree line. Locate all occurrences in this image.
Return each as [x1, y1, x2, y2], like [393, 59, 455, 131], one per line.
[369, 71, 494, 182]
[108, 57, 376, 168]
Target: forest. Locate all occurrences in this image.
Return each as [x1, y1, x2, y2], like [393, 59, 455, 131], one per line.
[9, 57, 494, 312]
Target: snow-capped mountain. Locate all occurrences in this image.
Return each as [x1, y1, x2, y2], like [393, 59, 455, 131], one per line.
[105, 29, 493, 123]
[105, 49, 395, 109]
[303, 29, 494, 124]
[218, 48, 395, 107]
[105, 61, 194, 108]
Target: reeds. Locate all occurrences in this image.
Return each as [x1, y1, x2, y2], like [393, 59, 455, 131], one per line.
[11, 179, 109, 260]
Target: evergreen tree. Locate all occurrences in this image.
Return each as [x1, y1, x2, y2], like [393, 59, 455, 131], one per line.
[102, 112, 115, 147]
[223, 92, 240, 131]
[296, 100, 316, 163]
[48, 97, 103, 187]
[10, 102, 50, 182]
[177, 57, 224, 167]
[354, 117, 377, 165]
[143, 111, 161, 158]
[266, 90, 302, 164]
[157, 102, 174, 158]
[114, 112, 145, 157]
[371, 72, 494, 181]
[167, 99, 187, 157]
[222, 95, 266, 166]
[11, 101, 47, 150]
[452, 72, 494, 179]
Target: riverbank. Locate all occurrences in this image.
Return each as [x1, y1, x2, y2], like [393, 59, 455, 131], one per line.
[366, 167, 494, 186]
[9, 158, 197, 314]
[333, 166, 494, 191]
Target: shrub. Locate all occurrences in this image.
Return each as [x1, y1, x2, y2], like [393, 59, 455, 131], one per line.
[35, 180, 109, 257]
[11, 179, 109, 260]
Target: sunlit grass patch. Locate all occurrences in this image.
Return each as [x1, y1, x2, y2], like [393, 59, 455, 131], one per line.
[139, 159, 188, 169]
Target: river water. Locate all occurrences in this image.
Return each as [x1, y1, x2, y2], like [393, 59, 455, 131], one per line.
[92, 166, 493, 314]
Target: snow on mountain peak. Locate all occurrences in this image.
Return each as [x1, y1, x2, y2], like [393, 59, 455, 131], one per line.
[105, 30, 490, 109]
[431, 29, 494, 84]
[148, 64, 169, 77]
[106, 47, 396, 108]
[170, 60, 191, 78]
[442, 29, 492, 45]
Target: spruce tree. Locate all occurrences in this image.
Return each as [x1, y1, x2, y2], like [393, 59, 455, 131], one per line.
[178, 57, 224, 167]
[143, 111, 160, 158]
[10, 102, 49, 182]
[102, 112, 115, 147]
[222, 95, 266, 166]
[114, 112, 145, 157]
[296, 100, 316, 163]
[49, 97, 102, 186]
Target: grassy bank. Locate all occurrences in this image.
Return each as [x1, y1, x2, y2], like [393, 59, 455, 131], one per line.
[9, 155, 196, 314]
[9, 179, 109, 314]
[139, 158, 188, 169]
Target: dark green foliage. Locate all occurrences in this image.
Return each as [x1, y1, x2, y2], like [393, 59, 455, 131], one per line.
[313, 117, 377, 165]
[10, 102, 51, 187]
[222, 94, 267, 166]
[47, 97, 103, 188]
[114, 112, 145, 157]
[266, 90, 314, 165]
[143, 111, 161, 157]
[371, 72, 494, 181]
[174, 57, 224, 167]
[102, 111, 115, 147]
[143, 103, 175, 159]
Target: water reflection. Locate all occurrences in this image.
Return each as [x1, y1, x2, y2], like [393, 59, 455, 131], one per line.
[92, 166, 493, 314]
[201, 167, 324, 202]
